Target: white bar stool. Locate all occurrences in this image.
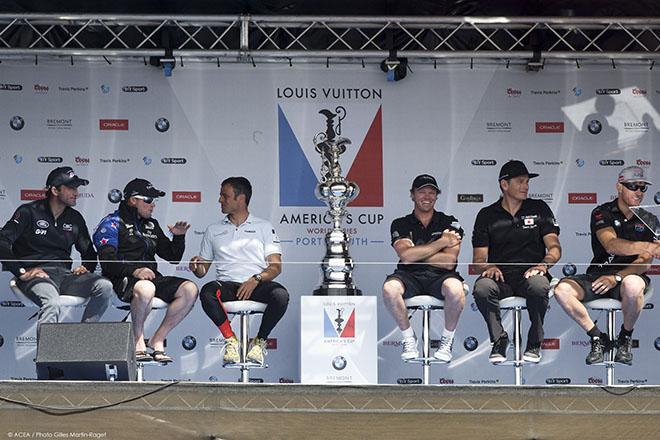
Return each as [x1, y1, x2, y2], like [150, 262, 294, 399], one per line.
[497, 278, 558, 385]
[223, 300, 268, 383]
[403, 283, 469, 385]
[9, 278, 89, 320]
[585, 286, 654, 386]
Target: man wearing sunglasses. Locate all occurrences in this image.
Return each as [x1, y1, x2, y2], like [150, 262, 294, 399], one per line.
[93, 178, 198, 363]
[554, 166, 660, 366]
[0, 166, 114, 327]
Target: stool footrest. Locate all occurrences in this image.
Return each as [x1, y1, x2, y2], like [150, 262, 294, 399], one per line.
[137, 360, 169, 366]
[493, 360, 531, 367]
[223, 362, 268, 369]
[404, 357, 449, 365]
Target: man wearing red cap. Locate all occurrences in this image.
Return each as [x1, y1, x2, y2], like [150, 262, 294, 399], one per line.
[383, 174, 466, 362]
[94, 178, 198, 363]
[0, 166, 114, 326]
[554, 166, 660, 366]
[471, 160, 561, 364]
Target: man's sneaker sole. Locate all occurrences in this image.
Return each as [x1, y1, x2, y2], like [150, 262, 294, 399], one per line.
[401, 351, 420, 361]
[523, 354, 542, 363]
[489, 355, 506, 364]
[434, 352, 452, 362]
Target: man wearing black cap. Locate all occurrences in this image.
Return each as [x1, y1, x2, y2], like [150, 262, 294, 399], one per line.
[472, 160, 561, 364]
[383, 174, 466, 362]
[93, 178, 198, 363]
[0, 166, 114, 326]
[554, 166, 659, 366]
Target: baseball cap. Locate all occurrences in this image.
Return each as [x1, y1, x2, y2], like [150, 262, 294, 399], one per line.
[123, 178, 166, 199]
[618, 166, 653, 185]
[46, 166, 89, 188]
[411, 174, 441, 192]
[498, 160, 539, 181]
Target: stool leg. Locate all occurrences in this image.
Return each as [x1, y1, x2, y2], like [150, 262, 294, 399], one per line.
[513, 307, 523, 386]
[136, 363, 144, 382]
[606, 309, 616, 386]
[422, 308, 431, 385]
[240, 312, 250, 383]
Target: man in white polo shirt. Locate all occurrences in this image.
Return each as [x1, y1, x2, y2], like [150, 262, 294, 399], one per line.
[189, 177, 289, 366]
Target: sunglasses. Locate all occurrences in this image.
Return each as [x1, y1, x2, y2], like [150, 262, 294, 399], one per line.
[621, 182, 648, 193]
[134, 195, 156, 204]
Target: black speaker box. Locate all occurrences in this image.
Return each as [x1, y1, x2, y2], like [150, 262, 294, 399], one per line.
[36, 322, 136, 381]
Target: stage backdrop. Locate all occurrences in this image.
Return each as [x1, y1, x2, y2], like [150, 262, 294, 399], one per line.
[0, 60, 657, 385]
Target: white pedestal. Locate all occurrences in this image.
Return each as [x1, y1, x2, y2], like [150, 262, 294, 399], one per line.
[300, 296, 378, 384]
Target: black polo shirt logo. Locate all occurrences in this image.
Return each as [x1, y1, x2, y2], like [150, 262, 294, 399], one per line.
[36, 220, 49, 228]
[62, 223, 73, 232]
[521, 214, 538, 229]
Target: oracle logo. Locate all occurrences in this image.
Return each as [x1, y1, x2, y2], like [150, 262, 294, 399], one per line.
[647, 265, 660, 276]
[568, 193, 597, 204]
[535, 121, 564, 133]
[541, 338, 560, 350]
[172, 191, 201, 202]
[21, 189, 46, 201]
[99, 119, 128, 130]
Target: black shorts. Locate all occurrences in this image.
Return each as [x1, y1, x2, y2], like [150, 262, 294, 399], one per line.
[562, 273, 651, 303]
[116, 275, 190, 304]
[385, 269, 463, 300]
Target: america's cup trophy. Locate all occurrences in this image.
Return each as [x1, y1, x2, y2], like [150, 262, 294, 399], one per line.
[313, 107, 362, 295]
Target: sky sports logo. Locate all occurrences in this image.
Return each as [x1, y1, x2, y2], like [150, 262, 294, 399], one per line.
[278, 105, 383, 207]
[568, 193, 597, 204]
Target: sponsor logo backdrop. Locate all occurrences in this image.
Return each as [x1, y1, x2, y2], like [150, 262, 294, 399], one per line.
[0, 61, 656, 384]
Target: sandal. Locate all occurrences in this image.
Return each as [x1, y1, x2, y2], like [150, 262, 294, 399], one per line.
[135, 350, 153, 362]
[151, 350, 173, 363]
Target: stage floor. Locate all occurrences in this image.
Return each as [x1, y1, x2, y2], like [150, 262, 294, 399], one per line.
[1, 381, 659, 439]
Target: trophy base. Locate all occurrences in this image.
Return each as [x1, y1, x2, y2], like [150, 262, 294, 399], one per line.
[313, 286, 362, 296]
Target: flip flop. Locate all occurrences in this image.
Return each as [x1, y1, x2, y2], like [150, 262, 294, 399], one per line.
[135, 350, 153, 362]
[151, 350, 173, 363]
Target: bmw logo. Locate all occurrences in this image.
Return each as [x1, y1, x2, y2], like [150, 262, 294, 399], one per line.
[588, 119, 602, 135]
[463, 336, 478, 351]
[13, 154, 23, 164]
[561, 263, 577, 277]
[182, 335, 197, 351]
[332, 356, 347, 370]
[0, 335, 4, 348]
[10, 115, 24, 131]
[209, 376, 218, 382]
[655, 337, 660, 351]
[155, 117, 170, 132]
[562, 263, 577, 277]
[575, 158, 585, 168]
[143, 156, 152, 166]
[100, 84, 110, 94]
[655, 191, 660, 205]
[107, 188, 122, 204]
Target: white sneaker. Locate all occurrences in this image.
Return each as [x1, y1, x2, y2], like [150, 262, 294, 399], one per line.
[434, 335, 453, 362]
[401, 335, 419, 360]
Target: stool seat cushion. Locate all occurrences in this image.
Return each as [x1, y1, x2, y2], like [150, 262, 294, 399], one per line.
[10, 278, 88, 308]
[585, 298, 623, 310]
[404, 295, 444, 309]
[224, 300, 267, 314]
[499, 296, 527, 309]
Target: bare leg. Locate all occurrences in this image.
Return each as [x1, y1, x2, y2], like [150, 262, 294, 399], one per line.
[383, 279, 410, 331]
[620, 275, 645, 331]
[553, 280, 592, 331]
[442, 278, 465, 331]
[130, 280, 156, 352]
[148, 281, 198, 352]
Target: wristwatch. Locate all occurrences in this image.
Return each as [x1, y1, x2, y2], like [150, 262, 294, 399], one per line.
[18, 267, 26, 275]
[253, 273, 263, 283]
[614, 274, 623, 283]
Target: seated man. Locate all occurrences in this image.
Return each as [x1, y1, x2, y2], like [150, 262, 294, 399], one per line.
[0, 166, 113, 327]
[554, 166, 660, 365]
[94, 178, 198, 363]
[382, 174, 466, 362]
[471, 160, 561, 364]
[190, 177, 289, 366]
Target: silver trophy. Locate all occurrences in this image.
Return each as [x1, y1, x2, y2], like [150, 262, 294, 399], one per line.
[313, 107, 362, 296]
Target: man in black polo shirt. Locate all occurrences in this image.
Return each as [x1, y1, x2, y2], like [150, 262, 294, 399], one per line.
[0, 166, 114, 326]
[472, 160, 561, 364]
[383, 174, 466, 362]
[554, 166, 660, 366]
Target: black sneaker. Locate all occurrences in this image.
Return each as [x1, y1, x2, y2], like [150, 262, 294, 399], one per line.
[489, 336, 508, 364]
[614, 335, 633, 365]
[586, 334, 610, 365]
[523, 345, 542, 363]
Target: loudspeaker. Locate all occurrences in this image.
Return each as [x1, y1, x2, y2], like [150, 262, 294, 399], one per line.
[36, 322, 136, 381]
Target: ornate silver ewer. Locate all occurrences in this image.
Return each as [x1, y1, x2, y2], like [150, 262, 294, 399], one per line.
[313, 107, 362, 296]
